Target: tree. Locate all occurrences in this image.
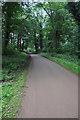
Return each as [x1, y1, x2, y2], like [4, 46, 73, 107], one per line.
[67, 2, 80, 57]
[2, 2, 78, 56]
[2, 2, 22, 48]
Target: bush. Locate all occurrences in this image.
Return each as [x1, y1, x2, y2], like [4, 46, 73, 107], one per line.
[2, 44, 19, 56]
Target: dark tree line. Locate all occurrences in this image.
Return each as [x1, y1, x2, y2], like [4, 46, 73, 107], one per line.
[2, 2, 79, 56]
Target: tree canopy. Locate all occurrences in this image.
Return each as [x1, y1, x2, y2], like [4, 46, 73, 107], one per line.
[2, 2, 79, 56]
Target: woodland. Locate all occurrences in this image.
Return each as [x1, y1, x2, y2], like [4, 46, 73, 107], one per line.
[1, 1, 80, 118]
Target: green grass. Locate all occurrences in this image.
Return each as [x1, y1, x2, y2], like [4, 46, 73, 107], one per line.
[40, 52, 79, 74]
[2, 69, 27, 118]
[2, 52, 28, 82]
[1, 50, 31, 118]
[52, 57, 78, 74]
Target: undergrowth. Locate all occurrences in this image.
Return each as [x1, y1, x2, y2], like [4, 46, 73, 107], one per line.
[40, 52, 79, 74]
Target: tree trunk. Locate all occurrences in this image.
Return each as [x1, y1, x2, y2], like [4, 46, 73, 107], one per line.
[34, 28, 38, 53]
[17, 34, 20, 50]
[22, 41, 24, 52]
[56, 30, 60, 50]
[78, 26, 80, 59]
[20, 37, 21, 52]
[49, 2, 56, 50]
[40, 23, 43, 50]
[11, 35, 12, 44]
[5, 31, 10, 48]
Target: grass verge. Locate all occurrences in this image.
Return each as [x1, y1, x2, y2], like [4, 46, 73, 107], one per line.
[40, 52, 79, 74]
[2, 51, 31, 118]
[2, 70, 27, 118]
[2, 52, 28, 82]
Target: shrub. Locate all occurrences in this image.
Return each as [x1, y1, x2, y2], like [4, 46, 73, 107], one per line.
[2, 44, 19, 56]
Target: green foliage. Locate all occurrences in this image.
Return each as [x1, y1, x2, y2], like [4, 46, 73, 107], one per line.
[53, 54, 78, 65]
[2, 69, 27, 118]
[2, 44, 18, 55]
[2, 2, 79, 54]
[2, 50, 28, 82]
[67, 2, 80, 25]
[52, 57, 78, 74]
[1, 2, 79, 118]
[2, 50, 30, 118]
[40, 52, 79, 74]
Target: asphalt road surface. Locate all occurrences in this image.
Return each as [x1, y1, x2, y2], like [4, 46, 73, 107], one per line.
[18, 54, 78, 118]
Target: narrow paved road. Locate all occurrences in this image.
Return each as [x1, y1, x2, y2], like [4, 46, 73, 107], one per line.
[18, 54, 78, 118]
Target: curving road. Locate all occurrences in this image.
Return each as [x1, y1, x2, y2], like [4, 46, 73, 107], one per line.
[18, 54, 78, 118]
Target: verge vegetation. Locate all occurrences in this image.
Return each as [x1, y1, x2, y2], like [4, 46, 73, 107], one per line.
[40, 52, 79, 74]
[2, 47, 31, 118]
